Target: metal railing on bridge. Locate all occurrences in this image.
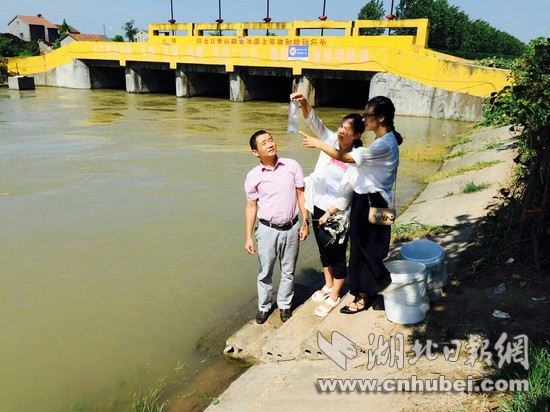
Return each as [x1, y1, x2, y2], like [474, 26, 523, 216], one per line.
[148, 19, 429, 48]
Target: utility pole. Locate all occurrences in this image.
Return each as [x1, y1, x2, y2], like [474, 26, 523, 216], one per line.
[387, 0, 395, 36]
[319, 0, 327, 36]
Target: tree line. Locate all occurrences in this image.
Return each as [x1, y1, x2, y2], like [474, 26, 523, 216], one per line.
[359, 0, 526, 59]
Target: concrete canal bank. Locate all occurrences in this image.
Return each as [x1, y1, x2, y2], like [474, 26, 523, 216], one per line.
[203, 124, 517, 412]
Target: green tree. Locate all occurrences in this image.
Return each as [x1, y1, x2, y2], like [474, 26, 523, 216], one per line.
[0, 58, 9, 82]
[394, 0, 525, 58]
[396, 0, 469, 50]
[59, 19, 70, 36]
[111, 35, 125, 42]
[20, 42, 40, 57]
[0, 36, 18, 57]
[0, 34, 40, 58]
[357, 0, 385, 35]
[122, 20, 139, 42]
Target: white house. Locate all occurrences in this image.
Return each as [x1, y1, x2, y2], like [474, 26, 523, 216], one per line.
[134, 30, 149, 42]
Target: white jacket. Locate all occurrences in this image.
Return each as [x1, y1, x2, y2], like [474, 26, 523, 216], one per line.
[304, 109, 354, 213]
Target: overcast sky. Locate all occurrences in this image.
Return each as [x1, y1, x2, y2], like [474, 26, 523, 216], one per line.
[1, 0, 548, 44]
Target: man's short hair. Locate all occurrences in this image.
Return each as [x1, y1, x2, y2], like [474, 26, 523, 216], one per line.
[249, 130, 270, 150]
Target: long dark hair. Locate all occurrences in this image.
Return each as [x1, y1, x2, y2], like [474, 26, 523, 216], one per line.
[342, 113, 365, 148]
[366, 96, 403, 145]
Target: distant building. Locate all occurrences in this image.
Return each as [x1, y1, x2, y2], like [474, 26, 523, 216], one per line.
[60, 33, 110, 46]
[8, 14, 60, 43]
[57, 23, 80, 35]
[134, 30, 149, 42]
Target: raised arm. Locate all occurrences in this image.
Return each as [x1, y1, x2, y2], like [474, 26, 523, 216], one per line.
[290, 92, 312, 119]
[291, 92, 335, 143]
[300, 131, 356, 163]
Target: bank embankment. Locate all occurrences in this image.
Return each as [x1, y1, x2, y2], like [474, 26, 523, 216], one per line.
[197, 124, 517, 412]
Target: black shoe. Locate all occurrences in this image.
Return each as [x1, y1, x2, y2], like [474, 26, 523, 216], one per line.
[339, 297, 367, 314]
[280, 308, 292, 322]
[256, 311, 269, 324]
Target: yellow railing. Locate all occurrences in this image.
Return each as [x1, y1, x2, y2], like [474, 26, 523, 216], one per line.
[148, 19, 429, 46]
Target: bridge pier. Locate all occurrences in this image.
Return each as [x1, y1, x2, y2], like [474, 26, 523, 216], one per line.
[229, 72, 248, 102]
[125, 62, 176, 94]
[294, 71, 374, 109]
[229, 68, 293, 102]
[176, 64, 229, 98]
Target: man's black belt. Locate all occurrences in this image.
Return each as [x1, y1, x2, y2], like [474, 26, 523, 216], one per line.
[259, 216, 299, 231]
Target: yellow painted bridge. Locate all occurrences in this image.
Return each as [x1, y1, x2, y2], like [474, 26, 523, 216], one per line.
[7, 19, 510, 119]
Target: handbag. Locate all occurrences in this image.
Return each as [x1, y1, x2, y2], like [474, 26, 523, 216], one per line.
[317, 226, 336, 247]
[367, 180, 397, 226]
[316, 210, 350, 247]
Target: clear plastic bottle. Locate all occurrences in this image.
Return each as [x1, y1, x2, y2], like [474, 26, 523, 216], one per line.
[287, 99, 299, 133]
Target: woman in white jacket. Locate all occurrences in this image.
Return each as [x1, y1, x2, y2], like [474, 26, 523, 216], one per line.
[301, 96, 402, 315]
[290, 92, 364, 317]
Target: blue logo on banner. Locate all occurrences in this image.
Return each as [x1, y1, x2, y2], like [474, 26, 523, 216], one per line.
[288, 45, 309, 60]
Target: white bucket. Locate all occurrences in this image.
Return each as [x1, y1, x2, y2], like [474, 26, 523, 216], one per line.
[381, 260, 430, 325]
[399, 239, 447, 301]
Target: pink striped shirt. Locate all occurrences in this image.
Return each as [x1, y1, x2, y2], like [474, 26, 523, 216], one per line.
[245, 157, 304, 224]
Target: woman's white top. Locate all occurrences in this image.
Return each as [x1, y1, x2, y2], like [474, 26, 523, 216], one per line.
[333, 131, 400, 211]
[303, 109, 355, 213]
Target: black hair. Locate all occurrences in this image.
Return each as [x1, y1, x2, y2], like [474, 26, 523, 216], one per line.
[366, 96, 403, 145]
[249, 130, 270, 150]
[342, 113, 365, 148]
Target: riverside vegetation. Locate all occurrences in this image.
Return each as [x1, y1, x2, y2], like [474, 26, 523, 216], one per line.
[397, 37, 549, 412]
[467, 36, 550, 411]
[404, 37, 550, 411]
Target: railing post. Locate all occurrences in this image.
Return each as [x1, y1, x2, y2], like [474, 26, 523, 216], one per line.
[414, 18, 429, 48]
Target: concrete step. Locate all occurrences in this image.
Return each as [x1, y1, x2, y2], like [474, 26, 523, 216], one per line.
[223, 283, 317, 363]
[261, 295, 326, 362]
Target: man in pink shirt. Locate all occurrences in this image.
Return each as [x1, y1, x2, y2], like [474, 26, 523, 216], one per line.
[245, 130, 309, 324]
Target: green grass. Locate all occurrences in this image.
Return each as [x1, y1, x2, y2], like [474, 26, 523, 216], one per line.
[460, 180, 491, 193]
[131, 361, 189, 412]
[421, 140, 505, 164]
[419, 160, 501, 184]
[391, 220, 455, 242]
[499, 342, 550, 412]
[484, 141, 504, 150]
[132, 380, 167, 412]
[200, 393, 220, 406]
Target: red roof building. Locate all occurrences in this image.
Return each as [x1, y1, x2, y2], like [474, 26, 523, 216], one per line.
[60, 33, 110, 46]
[8, 14, 60, 43]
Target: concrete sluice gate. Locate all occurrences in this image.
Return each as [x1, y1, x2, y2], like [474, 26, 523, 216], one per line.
[8, 19, 510, 120]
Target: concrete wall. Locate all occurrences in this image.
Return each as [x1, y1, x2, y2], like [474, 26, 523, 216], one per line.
[369, 72, 483, 121]
[32, 59, 92, 89]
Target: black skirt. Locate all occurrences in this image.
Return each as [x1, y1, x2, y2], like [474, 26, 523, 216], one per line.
[347, 192, 392, 296]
